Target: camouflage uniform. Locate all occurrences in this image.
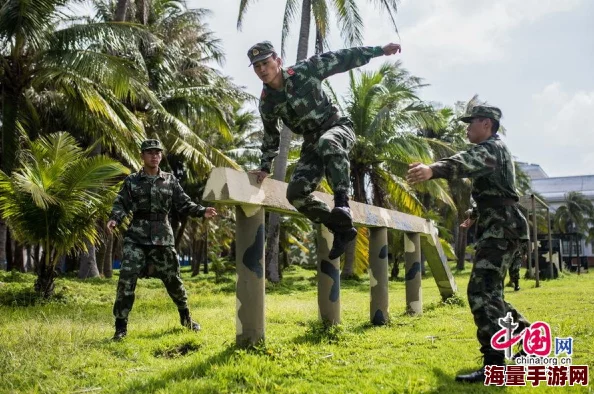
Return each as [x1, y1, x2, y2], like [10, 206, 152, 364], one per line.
[110, 140, 206, 322]
[429, 104, 530, 365]
[250, 42, 385, 224]
[509, 240, 527, 287]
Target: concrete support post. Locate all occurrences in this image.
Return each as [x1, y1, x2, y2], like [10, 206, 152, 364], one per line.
[404, 232, 422, 315]
[235, 206, 265, 347]
[317, 225, 341, 325]
[369, 227, 389, 325]
[532, 196, 540, 288]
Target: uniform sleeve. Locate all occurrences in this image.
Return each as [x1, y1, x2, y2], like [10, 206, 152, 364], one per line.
[306, 46, 385, 80]
[109, 177, 132, 224]
[429, 143, 498, 180]
[259, 104, 281, 173]
[172, 177, 206, 218]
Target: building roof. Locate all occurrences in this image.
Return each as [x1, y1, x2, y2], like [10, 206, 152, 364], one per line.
[531, 175, 594, 204]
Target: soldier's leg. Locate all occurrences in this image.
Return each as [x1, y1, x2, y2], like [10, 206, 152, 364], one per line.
[113, 243, 146, 321]
[150, 246, 188, 310]
[467, 239, 517, 363]
[318, 123, 356, 225]
[286, 140, 329, 223]
[151, 246, 200, 331]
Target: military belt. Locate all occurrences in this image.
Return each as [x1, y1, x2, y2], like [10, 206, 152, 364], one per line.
[134, 212, 167, 221]
[476, 198, 517, 210]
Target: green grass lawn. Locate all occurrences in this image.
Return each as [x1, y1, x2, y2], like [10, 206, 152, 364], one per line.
[0, 264, 592, 393]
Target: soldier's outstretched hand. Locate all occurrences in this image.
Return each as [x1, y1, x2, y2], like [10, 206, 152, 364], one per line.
[382, 43, 402, 56]
[406, 162, 432, 185]
[204, 207, 217, 219]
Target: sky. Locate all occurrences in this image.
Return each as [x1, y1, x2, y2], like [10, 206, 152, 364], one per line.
[78, 0, 594, 178]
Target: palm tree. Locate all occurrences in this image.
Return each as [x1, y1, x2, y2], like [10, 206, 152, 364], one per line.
[339, 62, 455, 277]
[554, 191, 594, 270]
[0, 133, 129, 297]
[237, 0, 400, 282]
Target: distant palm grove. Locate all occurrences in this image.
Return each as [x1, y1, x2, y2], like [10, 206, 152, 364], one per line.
[1, 0, 592, 296]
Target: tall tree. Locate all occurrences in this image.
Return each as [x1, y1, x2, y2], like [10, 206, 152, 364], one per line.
[339, 62, 454, 277]
[237, 0, 399, 282]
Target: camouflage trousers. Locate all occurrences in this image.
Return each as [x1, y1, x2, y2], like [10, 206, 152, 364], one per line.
[286, 121, 355, 224]
[113, 242, 188, 320]
[509, 241, 527, 283]
[469, 238, 531, 358]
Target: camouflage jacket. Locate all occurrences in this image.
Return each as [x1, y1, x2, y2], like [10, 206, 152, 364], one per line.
[109, 169, 206, 246]
[258, 46, 385, 172]
[429, 134, 528, 241]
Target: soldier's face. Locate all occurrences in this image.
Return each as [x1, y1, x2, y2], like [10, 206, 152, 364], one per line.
[142, 149, 162, 168]
[253, 56, 282, 85]
[466, 118, 492, 144]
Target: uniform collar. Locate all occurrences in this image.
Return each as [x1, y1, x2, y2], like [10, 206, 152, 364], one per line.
[140, 168, 165, 179]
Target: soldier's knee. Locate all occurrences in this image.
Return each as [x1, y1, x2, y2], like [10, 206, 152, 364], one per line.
[286, 179, 308, 205]
[318, 135, 340, 155]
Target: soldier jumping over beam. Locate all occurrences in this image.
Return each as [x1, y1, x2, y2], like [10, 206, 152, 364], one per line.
[248, 41, 401, 260]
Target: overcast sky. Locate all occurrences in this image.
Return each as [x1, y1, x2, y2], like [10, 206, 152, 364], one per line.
[79, 0, 594, 178]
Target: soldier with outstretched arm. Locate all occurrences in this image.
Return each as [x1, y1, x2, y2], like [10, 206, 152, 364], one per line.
[248, 41, 401, 259]
[106, 139, 217, 341]
[407, 101, 531, 383]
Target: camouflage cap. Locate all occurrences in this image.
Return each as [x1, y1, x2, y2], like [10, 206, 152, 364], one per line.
[459, 105, 502, 123]
[140, 139, 163, 151]
[247, 41, 276, 66]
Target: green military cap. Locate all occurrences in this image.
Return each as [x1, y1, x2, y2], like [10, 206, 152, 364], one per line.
[247, 41, 276, 66]
[140, 139, 163, 151]
[459, 105, 502, 123]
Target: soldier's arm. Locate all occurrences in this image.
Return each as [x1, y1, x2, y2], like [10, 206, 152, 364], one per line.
[172, 177, 206, 218]
[259, 105, 281, 173]
[429, 143, 498, 180]
[306, 46, 385, 80]
[109, 177, 132, 224]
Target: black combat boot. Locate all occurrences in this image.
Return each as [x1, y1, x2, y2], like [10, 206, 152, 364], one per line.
[327, 192, 353, 230]
[179, 308, 201, 332]
[455, 354, 504, 383]
[327, 225, 358, 260]
[514, 280, 520, 291]
[112, 318, 128, 341]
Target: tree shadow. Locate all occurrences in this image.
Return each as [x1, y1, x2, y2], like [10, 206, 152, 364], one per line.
[118, 344, 238, 393]
[430, 366, 510, 393]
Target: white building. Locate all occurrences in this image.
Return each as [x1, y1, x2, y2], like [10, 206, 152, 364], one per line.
[518, 162, 594, 268]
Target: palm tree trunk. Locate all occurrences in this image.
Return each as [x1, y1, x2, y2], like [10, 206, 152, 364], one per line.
[104, 235, 116, 279]
[136, 0, 150, 25]
[0, 221, 6, 270]
[6, 229, 13, 271]
[35, 250, 57, 298]
[114, 0, 129, 22]
[13, 241, 25, 272]
[25, 245, 33, 272]
[78, 240, 100, 279]
[265, 0, 312, 283]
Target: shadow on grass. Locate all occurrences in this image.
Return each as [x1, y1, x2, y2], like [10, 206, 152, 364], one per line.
[117, 344, 238, 393]
[430, 366, 505, 393]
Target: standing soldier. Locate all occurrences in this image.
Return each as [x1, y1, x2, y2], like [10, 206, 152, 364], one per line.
[248, 41, 402, 259]
[508, 240, 527, 291]
[106, 139, 217, 341]
[407, 98, 531, 383]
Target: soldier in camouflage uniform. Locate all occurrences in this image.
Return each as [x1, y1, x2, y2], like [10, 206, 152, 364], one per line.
[508, 240, 527, 291]
[106, 139, 217, 341]
[248, 41, 402, 259]
[407, 100, 531, 383]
